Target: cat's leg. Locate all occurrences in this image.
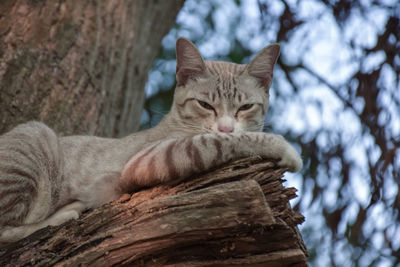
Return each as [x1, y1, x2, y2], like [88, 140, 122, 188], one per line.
[119, 132, 302, 191]
[0, 121, 65, 243]
[0, 201, 85, 243]
[44, 201, 86, 226]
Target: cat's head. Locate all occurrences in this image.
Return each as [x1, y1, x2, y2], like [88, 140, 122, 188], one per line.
[170, 37, 280, 133]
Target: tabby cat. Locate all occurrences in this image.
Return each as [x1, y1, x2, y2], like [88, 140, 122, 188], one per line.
[0, 38, 302, 244]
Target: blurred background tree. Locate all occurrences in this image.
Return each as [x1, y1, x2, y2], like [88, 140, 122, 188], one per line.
[0, 0, 184, 137]
[141, 0, 400, 266]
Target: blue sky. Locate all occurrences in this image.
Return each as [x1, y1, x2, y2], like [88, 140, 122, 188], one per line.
[143, 0, 400, 265]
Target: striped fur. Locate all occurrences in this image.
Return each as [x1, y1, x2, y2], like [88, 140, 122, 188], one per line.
[120, 132, 302, 192]
[0, 38, 302, 244]
[0, 122, 62, 228]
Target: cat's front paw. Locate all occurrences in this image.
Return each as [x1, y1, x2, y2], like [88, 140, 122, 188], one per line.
[278, 141, 303, 172]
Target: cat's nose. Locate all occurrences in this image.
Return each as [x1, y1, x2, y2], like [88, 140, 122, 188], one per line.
[218, 125, 234, 133]
[217, 116, 235, 133]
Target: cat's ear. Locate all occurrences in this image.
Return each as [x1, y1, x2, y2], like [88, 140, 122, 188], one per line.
[176, 37, 207, 86]
[245, 44, 280, 90]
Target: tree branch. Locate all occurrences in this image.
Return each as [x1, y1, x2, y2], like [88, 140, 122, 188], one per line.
[0, 157, 307, 266]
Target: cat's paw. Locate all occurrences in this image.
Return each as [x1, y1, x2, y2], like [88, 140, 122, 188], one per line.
[0, 226, 25, 243]
[48, 210, 80, 226]
[278, 141, 303, 172]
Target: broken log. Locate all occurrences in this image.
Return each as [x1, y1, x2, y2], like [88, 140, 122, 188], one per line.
[0, 157, 307, 266]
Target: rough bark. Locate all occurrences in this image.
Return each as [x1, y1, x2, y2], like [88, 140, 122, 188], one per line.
[0, 157, 308, 266]
[0, 0, 184, 137]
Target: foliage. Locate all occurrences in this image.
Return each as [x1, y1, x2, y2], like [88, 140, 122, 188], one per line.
[141, 0, 400, 266]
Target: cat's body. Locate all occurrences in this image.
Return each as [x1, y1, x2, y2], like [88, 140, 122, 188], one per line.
[0, 38, 302, 244]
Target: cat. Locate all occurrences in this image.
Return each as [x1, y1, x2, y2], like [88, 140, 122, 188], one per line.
[0, 38, 302, 244]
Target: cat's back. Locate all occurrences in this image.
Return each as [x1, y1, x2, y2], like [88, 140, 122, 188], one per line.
[58, 126, 172, 185]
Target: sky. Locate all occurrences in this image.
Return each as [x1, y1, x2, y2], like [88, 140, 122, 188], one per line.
[142, 0, 400, 266]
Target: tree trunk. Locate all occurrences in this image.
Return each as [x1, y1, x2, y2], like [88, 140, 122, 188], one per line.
[0, 157, 308, 266]
[0, 0, 184, 137]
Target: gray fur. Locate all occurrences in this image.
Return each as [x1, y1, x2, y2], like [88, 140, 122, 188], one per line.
[0, 38, 302, 244]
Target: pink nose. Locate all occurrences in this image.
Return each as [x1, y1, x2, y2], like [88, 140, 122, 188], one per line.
[218, 125, 234, 133]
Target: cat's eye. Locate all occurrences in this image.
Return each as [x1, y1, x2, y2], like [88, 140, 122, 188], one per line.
[197, 100, 214, 111]
[238, 104, 254, 111]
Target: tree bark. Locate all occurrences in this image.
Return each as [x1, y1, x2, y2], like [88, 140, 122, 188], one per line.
[0, 157, 308, 266]
[0, 0, 184, 137]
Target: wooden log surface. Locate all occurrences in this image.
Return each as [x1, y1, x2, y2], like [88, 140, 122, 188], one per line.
[0, 157, 307, 266]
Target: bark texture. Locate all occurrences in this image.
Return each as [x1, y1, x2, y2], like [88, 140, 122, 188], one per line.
[0, 157, 308, 266]
[0, 0, 184, 137]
